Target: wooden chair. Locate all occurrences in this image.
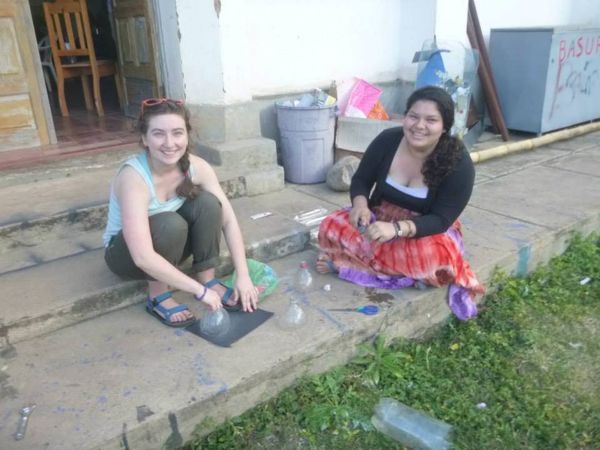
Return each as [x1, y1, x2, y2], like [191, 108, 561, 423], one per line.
[43, 0, 123, 117]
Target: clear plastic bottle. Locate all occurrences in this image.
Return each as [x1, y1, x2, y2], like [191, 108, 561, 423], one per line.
[371, 398, 452, 450]
[328, 80, 338, 100]
[277, 262, 312, 330]
[278, 296, 306, 329]
[295, 261, 313, 293]
[199, 308, 231, 336]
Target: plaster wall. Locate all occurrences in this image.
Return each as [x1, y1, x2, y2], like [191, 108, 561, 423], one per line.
[173, 0, 599, 149]
[434, 0, 469, 44]
[175, 0, 599, 106]
[176, 0, 225, 104]
[469, 0, 600, 43]
[177, 0, 436, 105]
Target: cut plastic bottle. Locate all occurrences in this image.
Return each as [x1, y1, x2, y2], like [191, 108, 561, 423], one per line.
[371, 398, 452, 450]
[278, 296, 306, 330]
[199, 308, 231, 336]
[278, 261, 312, 330]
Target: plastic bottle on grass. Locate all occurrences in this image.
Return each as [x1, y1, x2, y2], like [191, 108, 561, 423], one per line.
[371, 398, 452, 450]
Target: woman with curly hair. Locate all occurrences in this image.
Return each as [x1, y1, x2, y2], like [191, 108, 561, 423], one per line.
[317, 86, 484, 319]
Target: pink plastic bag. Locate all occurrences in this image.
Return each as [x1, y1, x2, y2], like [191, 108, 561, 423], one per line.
[343, 78, 382, 118]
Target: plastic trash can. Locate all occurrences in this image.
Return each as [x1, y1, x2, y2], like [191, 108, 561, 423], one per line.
[275, 101, 336, 184]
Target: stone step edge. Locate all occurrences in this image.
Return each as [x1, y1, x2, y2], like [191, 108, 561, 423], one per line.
[0, 165, 284, 235]
[5, 226, 311, 345]
[195, 137, 277, 168]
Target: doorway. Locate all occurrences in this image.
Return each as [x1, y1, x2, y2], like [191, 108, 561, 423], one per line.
[29, 0, 136, 154]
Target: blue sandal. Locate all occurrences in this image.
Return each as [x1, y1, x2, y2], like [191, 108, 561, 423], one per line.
[146, 291, 196, 328]
[204, 278, 241, 311]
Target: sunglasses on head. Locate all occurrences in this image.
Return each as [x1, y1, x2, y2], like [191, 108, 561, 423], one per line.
[140, 97, 184, 113]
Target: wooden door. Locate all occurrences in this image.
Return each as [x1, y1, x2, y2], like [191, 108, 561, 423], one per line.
[113, 0, 162, 117]
[0, 0, 55, 152]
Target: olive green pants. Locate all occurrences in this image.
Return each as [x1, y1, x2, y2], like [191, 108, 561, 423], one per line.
[104, 191, 222, 280]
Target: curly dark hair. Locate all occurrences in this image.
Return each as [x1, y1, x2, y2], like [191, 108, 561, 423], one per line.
[136, 99, 201, 199]
[405, 86, 463, 190]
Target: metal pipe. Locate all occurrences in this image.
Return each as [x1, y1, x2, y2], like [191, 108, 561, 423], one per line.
[466, 12, 510, 142]
[470, 122, 600, 164]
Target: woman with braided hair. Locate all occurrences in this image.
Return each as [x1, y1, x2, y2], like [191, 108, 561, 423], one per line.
[103, 98, 258, 327]
[317, 86, 484, 320]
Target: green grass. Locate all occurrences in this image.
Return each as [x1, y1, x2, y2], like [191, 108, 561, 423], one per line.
[182, 234, 600, 450]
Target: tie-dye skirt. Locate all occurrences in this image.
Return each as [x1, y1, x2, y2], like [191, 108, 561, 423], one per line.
[317, 201, 485, 320]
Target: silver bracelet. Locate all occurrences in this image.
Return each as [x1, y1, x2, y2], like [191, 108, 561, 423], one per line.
[393, 221, 402, 238]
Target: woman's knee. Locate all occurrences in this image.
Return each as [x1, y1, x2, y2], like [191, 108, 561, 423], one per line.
[195, 191, 222, 219]
[149, 212, 189, 255]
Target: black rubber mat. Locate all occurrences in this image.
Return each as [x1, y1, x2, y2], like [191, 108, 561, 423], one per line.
[186, 308, 274, 347]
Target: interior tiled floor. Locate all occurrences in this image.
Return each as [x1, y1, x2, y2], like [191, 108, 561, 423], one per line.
[0, 79, 138, 171]
[51, 109, 136, 147]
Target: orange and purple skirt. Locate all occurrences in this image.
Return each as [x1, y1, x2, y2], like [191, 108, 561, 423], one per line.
[318, 201, 485, 320]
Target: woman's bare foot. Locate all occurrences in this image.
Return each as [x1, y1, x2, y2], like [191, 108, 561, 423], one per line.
[316, 254, 337, 274]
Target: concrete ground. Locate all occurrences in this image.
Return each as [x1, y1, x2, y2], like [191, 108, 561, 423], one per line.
[0, 130, 599, 449]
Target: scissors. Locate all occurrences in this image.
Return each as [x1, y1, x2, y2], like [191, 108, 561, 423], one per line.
[328, 304, 380, 315]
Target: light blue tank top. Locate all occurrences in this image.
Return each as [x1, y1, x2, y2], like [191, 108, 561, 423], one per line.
[102, 152, 191, 246]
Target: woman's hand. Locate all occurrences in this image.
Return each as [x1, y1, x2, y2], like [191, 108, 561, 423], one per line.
[349, 205, 372, 229]
[235, 274, 259, 312]
[198, 287, 222, 311]
[366, 221, 397, 243]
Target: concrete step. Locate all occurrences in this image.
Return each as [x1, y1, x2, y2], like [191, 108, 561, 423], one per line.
[196, 137, 278, 170]
[0, 249, 455, 450]
[0, 160, 282, 230]
[0, 187, 346, 345]
[214, 164, 284, 197]
[1, 193, 598, 449]
[0, 163, 284, 276]
[0, 205, 106, 274]
[0, 133, 598, 449]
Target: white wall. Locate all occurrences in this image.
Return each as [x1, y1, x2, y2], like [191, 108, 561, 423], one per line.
[434, 0, 469, 44]
[473, 0, 600, 43]
[176, 0, 225, 104]
[178, 0, 436, 105]
[175, 0, 600, 106]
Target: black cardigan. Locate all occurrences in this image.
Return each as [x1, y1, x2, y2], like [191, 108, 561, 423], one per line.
[350, 127, 475, 238]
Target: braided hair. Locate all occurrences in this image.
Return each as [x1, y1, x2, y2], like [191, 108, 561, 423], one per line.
[405, 86, 463, 191]
[136, 100, 201, 199]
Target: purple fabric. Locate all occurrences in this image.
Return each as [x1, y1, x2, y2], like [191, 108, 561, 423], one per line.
[448, 283, 478, 320]
[446, 226, 465, 254]
[338, 266, 478, 320]
[445, 227, 478, 319]
[338, 267, 416, 289]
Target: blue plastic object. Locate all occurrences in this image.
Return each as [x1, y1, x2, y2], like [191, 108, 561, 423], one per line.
[415, 49, 449, 89]
[329, 304, 380, 315]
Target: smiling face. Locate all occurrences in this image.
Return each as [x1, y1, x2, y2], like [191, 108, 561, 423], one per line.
[402, 99, 445, 155]
[141, 113, 188, 168]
